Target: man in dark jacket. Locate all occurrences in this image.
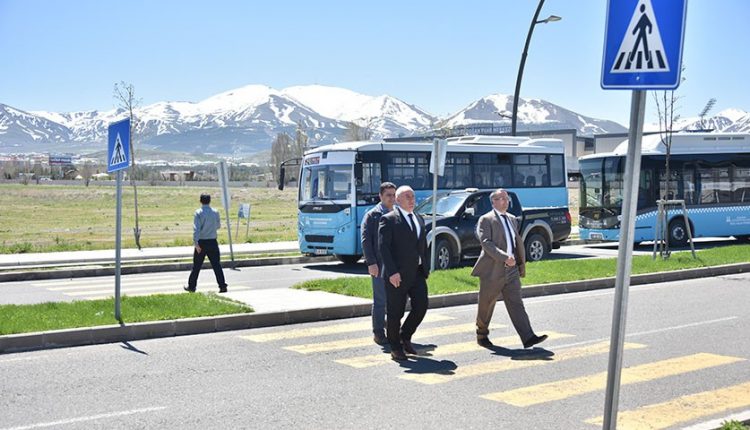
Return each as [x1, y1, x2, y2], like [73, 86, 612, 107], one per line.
[378, 185, 430, 361]
[361, 182, 396, 345]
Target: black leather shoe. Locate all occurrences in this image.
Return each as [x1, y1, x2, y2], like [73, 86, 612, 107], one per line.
[477, 337, 494, 348]
[218, 286, 228, 293]
[373, 332, 388, 345]
[391, 350, 408, 361]
[184, 285, 196, 293]
[523, 334, 548, 349]
[402, 338, 418, 355]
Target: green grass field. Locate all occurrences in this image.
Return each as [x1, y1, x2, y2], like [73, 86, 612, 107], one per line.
[0, 293, 253, 335]
[0, 183, 297, 253]
[293, 244, 750, 297]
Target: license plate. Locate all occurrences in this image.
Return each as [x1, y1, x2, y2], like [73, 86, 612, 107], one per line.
[590, 233, 604, 240]
[314, 249, 328, 255]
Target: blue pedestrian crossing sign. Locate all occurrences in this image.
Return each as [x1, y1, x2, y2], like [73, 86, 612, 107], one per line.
[107, 118, 131, 173]
[601, 0, 687, 89]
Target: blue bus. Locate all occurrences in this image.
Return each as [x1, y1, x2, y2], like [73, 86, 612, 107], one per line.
[281, 135, 569, 264]
[578, 132, 750, 245]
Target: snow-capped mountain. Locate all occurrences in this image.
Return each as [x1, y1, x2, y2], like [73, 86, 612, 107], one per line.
[645, 108, 750, 133]
[443, 94, 628, 135]
[17, 84, 749, 156]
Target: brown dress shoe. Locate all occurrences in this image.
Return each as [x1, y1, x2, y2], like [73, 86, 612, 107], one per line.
[391, 350, 408, 361]
[402, 338, 418, 355]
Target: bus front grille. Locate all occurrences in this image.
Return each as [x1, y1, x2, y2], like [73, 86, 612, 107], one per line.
[305, 235, 334, 243]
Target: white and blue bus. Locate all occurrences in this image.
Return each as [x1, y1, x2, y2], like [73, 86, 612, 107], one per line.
[282, 135, 569, 264]
[578, 132, 750, 245]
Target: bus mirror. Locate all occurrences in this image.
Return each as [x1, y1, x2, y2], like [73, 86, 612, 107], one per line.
[278, 167, 286, 191]
[354, 162, 363, 186]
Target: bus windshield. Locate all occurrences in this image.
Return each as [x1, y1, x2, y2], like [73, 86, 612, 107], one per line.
[300, 164, 352, 202]
[580, 157, 624, 209]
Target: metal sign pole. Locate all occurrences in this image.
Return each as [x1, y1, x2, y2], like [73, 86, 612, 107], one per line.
[430, 139, 439, 273]
[217, 161, 235, 262]
[602, 90, 646, 430]
[114, 169, 123, 322]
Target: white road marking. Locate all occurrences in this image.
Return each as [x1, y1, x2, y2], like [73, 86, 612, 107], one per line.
[0, 406, 166, 430]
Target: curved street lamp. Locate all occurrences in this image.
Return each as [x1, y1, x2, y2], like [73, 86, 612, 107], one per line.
[510, 0, 561, 136]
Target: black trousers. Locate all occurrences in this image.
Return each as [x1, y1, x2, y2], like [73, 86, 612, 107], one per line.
[385, 275, 428, 352]
[187, 239, 227, 290]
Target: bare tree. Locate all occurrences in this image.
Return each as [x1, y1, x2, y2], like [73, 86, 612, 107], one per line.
[271, 132, 293, 185]
[114, 81, 144, 249]
[345, 119, 374, 141]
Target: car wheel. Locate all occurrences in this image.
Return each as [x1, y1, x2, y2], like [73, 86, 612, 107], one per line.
[335, 254, 361, 265]
[668, 219, 689, 247]
[432, 239, 453, 271]
[524, 233, 549, 262]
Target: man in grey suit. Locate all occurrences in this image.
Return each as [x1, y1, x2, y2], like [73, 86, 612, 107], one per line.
[361, 182, 396, 345]
[471, 188, 547, 349]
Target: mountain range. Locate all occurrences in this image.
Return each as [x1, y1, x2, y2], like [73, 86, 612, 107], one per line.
[1, 84, 747, 155]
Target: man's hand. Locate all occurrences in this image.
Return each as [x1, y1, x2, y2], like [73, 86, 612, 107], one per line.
[367, 264, 379, 277]
[389, 273, 402, 288]
[195, 245, 202, 254]
[505, 256, 516, 267]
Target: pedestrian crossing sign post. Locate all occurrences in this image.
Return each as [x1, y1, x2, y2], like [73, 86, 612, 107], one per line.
[601, 0, 687, 89]
[107, 118, 131, 173]
[107, 117, 131, 322]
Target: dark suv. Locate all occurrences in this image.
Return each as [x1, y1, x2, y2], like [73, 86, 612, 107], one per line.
[416, 189, 571, 269]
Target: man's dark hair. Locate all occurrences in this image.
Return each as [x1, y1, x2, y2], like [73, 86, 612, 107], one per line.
[379, 182, 396, 194]
[200, 193, 211, 205]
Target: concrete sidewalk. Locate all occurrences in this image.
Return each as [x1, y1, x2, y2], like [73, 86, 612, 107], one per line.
[0, 241, 300, 268]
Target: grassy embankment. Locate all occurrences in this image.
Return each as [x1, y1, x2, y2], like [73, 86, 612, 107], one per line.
[0, 293, 253, 335]
[0, 183, 297, 253]
[294, 244, 750, 298]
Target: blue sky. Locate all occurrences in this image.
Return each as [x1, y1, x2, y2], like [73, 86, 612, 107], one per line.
[1, 0, 748, 126]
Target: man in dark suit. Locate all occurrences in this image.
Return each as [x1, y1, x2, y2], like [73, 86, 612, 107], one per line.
[471, 188, 547, 349]
[378, 185, 430, 361]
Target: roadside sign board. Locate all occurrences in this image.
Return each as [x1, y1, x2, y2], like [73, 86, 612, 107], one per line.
[49, 154, 72, 165]
[107, 118, 131, 173]
[601, 0, 687, 89]
[429, 139, 447, 176]
[238, 203, 251, 219]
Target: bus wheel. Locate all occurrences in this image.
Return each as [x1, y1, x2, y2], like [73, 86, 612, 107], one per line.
[525, 233, 549, 262]
[335, 254, 361, 265]
[432, 239, 454, 271]
[668, 219, 689, 247]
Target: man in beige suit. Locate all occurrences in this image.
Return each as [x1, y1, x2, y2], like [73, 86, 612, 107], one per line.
[471, 189, 547, 349]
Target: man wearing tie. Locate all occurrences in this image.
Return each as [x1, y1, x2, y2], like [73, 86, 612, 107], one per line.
[378, 185, 430, 361]
[471, 188, 547, 349]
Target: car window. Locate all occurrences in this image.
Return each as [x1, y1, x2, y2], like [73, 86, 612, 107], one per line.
[471, 194, 492, 216]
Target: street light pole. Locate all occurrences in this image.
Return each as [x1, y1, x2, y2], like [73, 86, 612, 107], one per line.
[510, 0, 561, 136]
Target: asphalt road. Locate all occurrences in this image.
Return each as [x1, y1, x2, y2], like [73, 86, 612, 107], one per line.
[0, 238, 741, 306]
[2, 273, 748, 429]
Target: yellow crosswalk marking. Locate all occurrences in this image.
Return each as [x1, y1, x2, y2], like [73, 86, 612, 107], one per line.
[399, 341, 646, 385]
[240, 313, 454, 343]
[585, 380, 750, 429]
[336, 331, 574, 368]
[284, 322, 499, 354]
[483, 353, 745, 407]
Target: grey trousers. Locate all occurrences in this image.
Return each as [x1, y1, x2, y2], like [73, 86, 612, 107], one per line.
[476, 266, 533, 343]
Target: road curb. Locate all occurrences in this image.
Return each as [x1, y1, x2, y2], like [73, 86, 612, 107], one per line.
[0, 255, 336, 283]
[2, 262, 749, 354]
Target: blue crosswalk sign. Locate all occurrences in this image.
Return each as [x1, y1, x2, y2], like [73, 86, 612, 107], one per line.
[601, 0, 687, 89]
[107, 118, 131, 173]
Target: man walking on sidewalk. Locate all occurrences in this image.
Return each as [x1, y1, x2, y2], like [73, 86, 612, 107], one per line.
[185, 193, 228, 293]
[361, 182, 396, 345]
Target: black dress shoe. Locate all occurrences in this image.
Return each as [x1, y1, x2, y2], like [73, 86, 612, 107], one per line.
[402, 338, 418, 355]
[523, 334, 548, 349]
[477, 337, 494, 348]
[373, 332, 388, 345]
[391, 350, 408, 361]
[184, 285, 196, 293]
[218, 286, 228, 293]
